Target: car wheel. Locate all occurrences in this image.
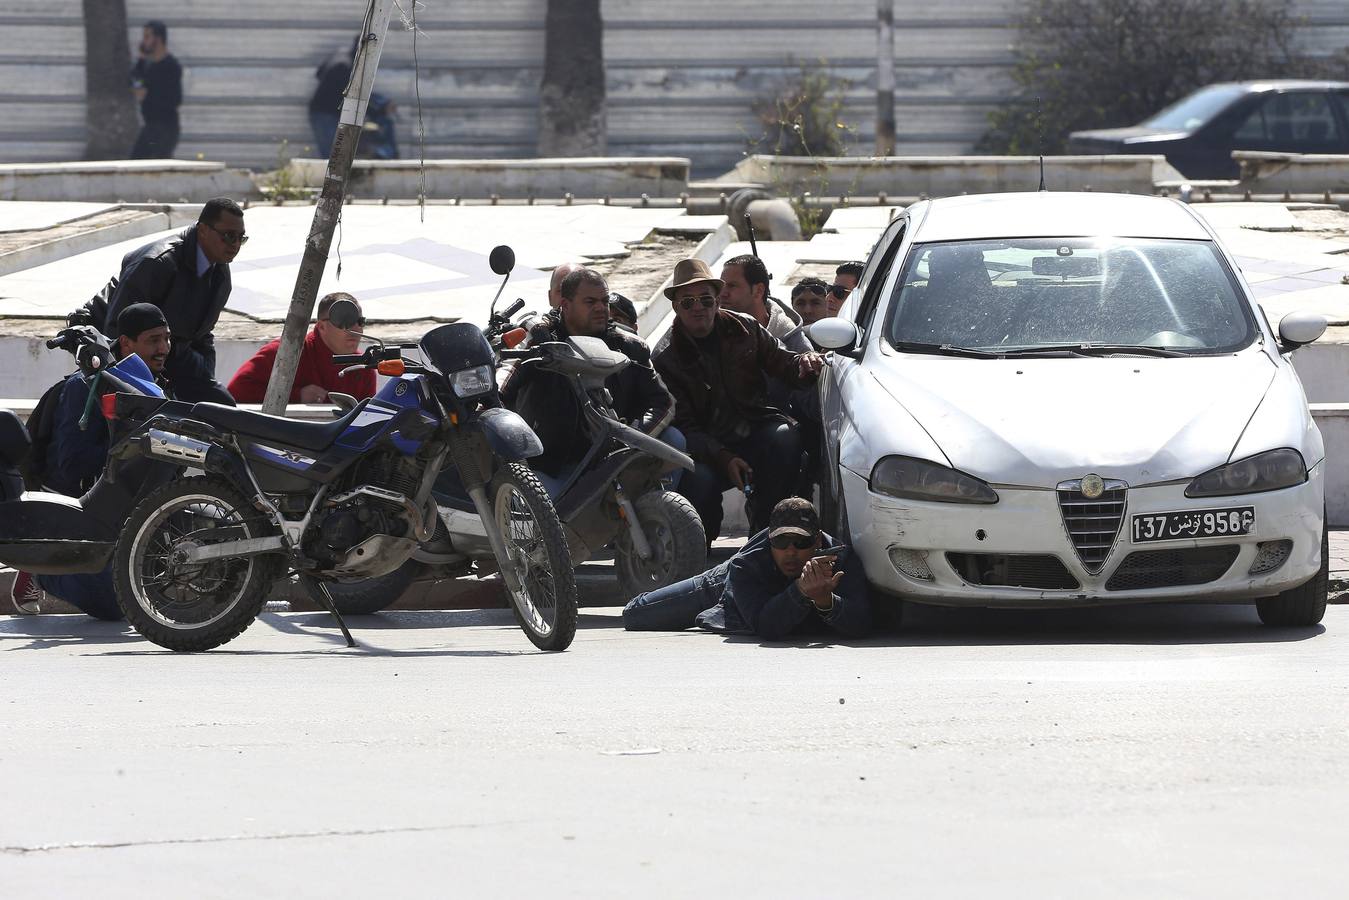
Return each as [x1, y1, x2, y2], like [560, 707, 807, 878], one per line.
[1256, 523, 1328, 628]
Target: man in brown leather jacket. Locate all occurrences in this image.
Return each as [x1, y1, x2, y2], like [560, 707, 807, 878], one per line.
[653, 258, 823, 539]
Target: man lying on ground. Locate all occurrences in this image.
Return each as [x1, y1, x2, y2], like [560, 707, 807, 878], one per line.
[622, 497, 872, 640]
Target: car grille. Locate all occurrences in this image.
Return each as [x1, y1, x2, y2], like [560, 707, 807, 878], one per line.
[1105, 545, 1240, 591]
[946, 553, 1081, 590]
[1056, 480, 1128, 573]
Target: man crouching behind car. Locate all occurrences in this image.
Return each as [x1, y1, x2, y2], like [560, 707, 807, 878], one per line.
[623, 497, 872, 640]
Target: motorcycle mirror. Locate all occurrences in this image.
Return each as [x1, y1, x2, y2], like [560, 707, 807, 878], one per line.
[489, 245, 515, 276]
[326, 299, 362, 330]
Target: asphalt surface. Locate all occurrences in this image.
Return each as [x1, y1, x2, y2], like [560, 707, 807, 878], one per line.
[4, 601, 1347, 898]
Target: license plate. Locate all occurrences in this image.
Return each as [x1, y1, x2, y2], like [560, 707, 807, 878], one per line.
[1130, 507, 1255, 543]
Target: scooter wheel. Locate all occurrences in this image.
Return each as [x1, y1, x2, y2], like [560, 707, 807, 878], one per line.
[615, 490, 707, 599]
[114, 476, 279, 652]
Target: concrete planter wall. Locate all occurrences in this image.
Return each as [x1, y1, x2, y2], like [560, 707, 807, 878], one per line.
[0, 161, 257, 203]
[1235, 152, 1349, 194]
[725, 154, 1183, 198]
[284, 157, 692, 200]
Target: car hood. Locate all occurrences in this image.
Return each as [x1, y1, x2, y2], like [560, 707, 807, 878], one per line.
[865, 351, 1277, 487]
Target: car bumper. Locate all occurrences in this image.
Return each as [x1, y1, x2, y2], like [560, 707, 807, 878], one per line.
[841, 464, 1325, 608]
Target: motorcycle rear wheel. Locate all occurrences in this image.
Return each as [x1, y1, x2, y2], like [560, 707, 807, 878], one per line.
[615, 490, 707, 600]
[490, 463, 577, 651]
[114, 476, 278, 652]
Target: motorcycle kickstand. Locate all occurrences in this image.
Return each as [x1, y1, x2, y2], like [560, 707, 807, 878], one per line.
[312, 580, 358, 648]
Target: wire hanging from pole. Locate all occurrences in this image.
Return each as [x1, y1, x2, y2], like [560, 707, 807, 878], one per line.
[396, 0, 429, 222]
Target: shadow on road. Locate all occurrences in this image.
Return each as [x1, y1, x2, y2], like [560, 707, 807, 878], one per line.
[723, 602, 1328, 648]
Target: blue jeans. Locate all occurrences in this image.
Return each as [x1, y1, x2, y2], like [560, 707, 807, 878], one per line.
[37, 566, 122, 621]
[622, 562, 729, 631]
[537, 426, 687, 499]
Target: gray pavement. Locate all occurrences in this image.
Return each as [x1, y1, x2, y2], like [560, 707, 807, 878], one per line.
[4, 600, 1348, 898]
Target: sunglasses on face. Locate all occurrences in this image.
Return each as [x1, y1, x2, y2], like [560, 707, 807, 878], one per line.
[769, 533, 817, 551]
[207, 223, 249, 246]
[829, 284, 851, 299]
[321, 316, 366, 327]
[676, 294, 717, 311]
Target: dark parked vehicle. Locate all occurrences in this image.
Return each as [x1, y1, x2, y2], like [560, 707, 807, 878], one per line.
[1067, 80, 1349, 179]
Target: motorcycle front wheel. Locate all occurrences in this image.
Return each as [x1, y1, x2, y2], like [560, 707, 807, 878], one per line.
[114, 476, 278, 652]
[490, 463, 577, 651]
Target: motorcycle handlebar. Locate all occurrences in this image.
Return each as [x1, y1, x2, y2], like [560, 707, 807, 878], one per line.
[502, 298, 526, 320]
[331, 354, 364, 366]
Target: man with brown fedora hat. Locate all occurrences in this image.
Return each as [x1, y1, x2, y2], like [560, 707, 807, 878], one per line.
[654, 257, 824, 540]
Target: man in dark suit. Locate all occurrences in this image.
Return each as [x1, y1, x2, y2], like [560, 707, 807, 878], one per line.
[100, 197, 246, 404]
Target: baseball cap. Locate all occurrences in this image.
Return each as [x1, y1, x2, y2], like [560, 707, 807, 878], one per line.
[117, 302, 168, 340]
[768, 497, 820, 540]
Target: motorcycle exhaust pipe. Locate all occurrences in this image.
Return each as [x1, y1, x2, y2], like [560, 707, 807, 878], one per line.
[142, 429, 212, 465]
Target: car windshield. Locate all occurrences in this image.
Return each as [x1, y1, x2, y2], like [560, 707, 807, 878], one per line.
[1141, 84, 1246, 132]
[884, 238, 1255, 355]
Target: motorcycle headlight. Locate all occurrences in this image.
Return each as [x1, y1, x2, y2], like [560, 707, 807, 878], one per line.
[449, 364, 494, 399]
[870, 456, 999, 504]
[1185, 448, 1306, 498]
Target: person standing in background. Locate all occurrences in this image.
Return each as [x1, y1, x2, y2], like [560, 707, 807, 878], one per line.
[129, 20, 182, 159]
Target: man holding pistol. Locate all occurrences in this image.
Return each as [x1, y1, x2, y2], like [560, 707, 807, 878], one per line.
[622, 497, 872, 640]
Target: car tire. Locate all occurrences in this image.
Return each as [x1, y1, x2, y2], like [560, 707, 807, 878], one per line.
[1256, 523, 1328, 628]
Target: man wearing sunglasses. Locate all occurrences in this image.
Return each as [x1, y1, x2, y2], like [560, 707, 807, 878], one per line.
[502, 268, 677, 496]
[226, 293, 377, 404]
[653, 258, 825, 541]
[623, 497, 872, 639]
[829, 261, 865, 316]
[77, 197, 246, 405]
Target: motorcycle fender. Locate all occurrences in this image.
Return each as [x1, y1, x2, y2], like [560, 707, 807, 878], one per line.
[473, 408, 543, 461]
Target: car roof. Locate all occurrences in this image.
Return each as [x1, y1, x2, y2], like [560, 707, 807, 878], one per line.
[909, 192, 1212, 243]
[1219, 79, 1349, 92]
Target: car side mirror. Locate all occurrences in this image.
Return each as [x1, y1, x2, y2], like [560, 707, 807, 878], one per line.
[326, 299, 361, 330]
[489, 245, 516, 276]
[808, 317, 861, 355]
[1278, 311, 1326, 351]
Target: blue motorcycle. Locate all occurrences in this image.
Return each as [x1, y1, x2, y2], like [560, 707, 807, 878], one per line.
[105, 247, 577, 652]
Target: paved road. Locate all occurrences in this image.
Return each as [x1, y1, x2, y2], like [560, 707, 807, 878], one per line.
[4, 601, 1347, 898]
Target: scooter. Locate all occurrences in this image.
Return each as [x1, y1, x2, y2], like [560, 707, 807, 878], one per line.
[502, 335, 707, 597]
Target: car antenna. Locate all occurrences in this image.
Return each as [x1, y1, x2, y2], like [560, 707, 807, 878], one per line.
[744, 213, 801, 325]
[1037, 96, 1047, 192]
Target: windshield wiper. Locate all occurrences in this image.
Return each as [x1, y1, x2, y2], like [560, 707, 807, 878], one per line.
[997, 343, 1186, 358]
[892, 341, 1003, 359]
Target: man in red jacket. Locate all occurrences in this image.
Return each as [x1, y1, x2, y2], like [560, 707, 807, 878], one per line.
[227, 293, 377, 404]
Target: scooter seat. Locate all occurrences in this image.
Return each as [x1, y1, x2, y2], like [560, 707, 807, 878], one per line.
[187, 401, 367, 452]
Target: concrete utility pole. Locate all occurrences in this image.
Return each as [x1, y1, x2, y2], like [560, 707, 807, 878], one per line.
[875, 0, 896, 156]
[262, 0, 396, 415]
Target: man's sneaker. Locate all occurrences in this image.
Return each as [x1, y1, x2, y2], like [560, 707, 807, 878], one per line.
[9, 571, 42, 615]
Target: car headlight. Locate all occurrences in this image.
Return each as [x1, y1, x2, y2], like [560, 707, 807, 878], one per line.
[1185, 448, 1306, 498]
[449, 364, 494, 399]
[870, 456, 999, 504]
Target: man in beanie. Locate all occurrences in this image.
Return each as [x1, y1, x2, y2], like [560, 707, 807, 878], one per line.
[653, 257, 824, 541]
[48, 303, 171, 498]
[9, 303, 173, 619]
[622, 496, 872, 640]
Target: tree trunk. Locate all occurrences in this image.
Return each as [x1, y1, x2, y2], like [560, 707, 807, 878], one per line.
[537, 0, 606, 157]
[82, 0, 140, 159]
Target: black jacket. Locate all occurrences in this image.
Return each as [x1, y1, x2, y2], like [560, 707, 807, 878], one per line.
[102, 227, 231, 384]
[500, 311, 675, 477]
[653, 310, 815, 473]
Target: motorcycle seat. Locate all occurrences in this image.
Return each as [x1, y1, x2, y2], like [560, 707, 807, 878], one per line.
[187, 401, 367, 452]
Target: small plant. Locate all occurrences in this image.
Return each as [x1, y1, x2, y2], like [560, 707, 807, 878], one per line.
[751, 60, 854, 158]
[256, 140, 312, 202]
[747, 61, 860, 239]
